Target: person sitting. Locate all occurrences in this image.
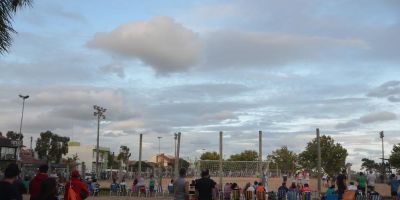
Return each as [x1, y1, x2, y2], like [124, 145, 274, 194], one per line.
[168, 179, 174, 194]
[300, 183, 311, 200]
[224, 183, 232, 200]
[131, 178, 138, 193]
[256, 182, 266, 200]
[110, 178, 119, 195]
[277, 182, 289, 200]
[230, 183, 240, 200]
[287, 182, 299, 200]
[347, 182, 357, 191]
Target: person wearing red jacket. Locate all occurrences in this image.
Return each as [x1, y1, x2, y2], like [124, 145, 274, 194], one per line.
[64, 170, 89, 200]
[29, 164, 49, 200]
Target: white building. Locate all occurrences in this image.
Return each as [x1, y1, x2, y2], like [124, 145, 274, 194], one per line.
[64, 141, 110, 174]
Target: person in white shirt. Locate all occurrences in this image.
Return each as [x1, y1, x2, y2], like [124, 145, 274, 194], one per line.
[366, 171, 376, 193]
[347, 182, 357, 191]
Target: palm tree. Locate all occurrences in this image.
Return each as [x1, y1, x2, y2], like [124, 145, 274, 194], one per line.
[1, 0, 32, 53]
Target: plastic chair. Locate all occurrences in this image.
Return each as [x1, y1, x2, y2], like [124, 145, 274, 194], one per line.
[245, 191, 254, 200]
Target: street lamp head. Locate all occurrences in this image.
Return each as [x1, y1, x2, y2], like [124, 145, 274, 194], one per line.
[19, 94, 29, 99]
[379, 131, 384, 139]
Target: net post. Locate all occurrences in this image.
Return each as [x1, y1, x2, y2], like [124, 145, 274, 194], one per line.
[175, 132, 181, 178]
[138, 133, 143, 178]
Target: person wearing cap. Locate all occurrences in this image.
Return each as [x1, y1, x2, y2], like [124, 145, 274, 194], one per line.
[0, 163, 21, 200]
[30, 164, 49, 200]
[64, 170, 89, 200]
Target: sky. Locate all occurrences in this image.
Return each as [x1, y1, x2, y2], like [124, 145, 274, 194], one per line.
[1, 0, 400, 170]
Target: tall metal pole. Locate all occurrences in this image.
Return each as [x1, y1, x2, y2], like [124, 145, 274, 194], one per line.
[175, 132, 181, 178]
[18, 95, 29, 135]
[380, 131, 384, 182]
[316, 128, 322, 198]
[157, 136, 162, 186]
[259, 131, 262, 177]
[18, 95, 29, 166]
[138, 134, 143, 178]
[174, 133, 178, 178]
[111, 152, 114, 179]
[219, 131, 223, 192]
[96, 114, 100, 177]
[94, 105, 106, 179]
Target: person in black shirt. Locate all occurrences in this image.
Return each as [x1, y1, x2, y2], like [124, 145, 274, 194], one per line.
[195, 169, 216, 200]
[336, 170, 347, 200]
[0, 163, 21, 200]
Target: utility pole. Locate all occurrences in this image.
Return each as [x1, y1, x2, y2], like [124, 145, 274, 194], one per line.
[93, 105, 106, 179]
[316, 128, 322, 199]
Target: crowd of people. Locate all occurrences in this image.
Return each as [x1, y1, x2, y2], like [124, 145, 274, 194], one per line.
[0, 163, 89, 200]
[1, 162, 399, 200]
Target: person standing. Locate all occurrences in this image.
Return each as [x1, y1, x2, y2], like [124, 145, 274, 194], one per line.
[389, 174, 399, 200]
[367, 171, 376, 194]
[64, 170, 89, 200]
[195, 169, 216, 200]
[174, 168, 189, 200]
[336, 170, 347, 200]
[0, 163, 21, 200]
[30, 164, 49, 200]
[356, 172, 366, 194]
[36, 178, 58, 200]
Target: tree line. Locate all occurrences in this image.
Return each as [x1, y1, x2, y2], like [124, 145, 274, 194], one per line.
[199, 134, 400, 177]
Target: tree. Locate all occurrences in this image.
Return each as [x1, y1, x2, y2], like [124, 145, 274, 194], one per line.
[117, 145, 131, 170]
[6, 131, 23, 140]
[0, 0, 32, 53]
[107, 152, 120, 169]
[270, 146, 297, 173]
[178, 158, 190, 170]
[65, 153, 79, 171]
[389, 144, 400, 169]
[228, 150, 258, 161]
[200, 151, 220, 160]
[298, 135, 348, 177]
[35, 130, 70, 163]
[360, 158, 379, 172]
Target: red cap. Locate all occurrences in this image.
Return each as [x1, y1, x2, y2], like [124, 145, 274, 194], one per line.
[71, 170, 80, 178]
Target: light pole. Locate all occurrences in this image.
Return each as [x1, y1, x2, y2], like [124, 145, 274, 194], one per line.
[18, 94, 29, 163]
[18, 95, 29, 135]
[94, 105, 106, 179]
[380, 131, 385, 182]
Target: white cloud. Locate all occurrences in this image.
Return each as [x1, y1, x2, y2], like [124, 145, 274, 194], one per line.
[87, 16, 203, 74]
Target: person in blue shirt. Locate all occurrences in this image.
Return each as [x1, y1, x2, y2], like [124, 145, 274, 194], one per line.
[389, 174, 399, 200]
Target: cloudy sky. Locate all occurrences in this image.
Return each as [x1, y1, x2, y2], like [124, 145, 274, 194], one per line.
[1, 0, 400, 169]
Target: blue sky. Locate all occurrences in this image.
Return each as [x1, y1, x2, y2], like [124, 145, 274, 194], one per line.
[1, 0, 400, 170]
